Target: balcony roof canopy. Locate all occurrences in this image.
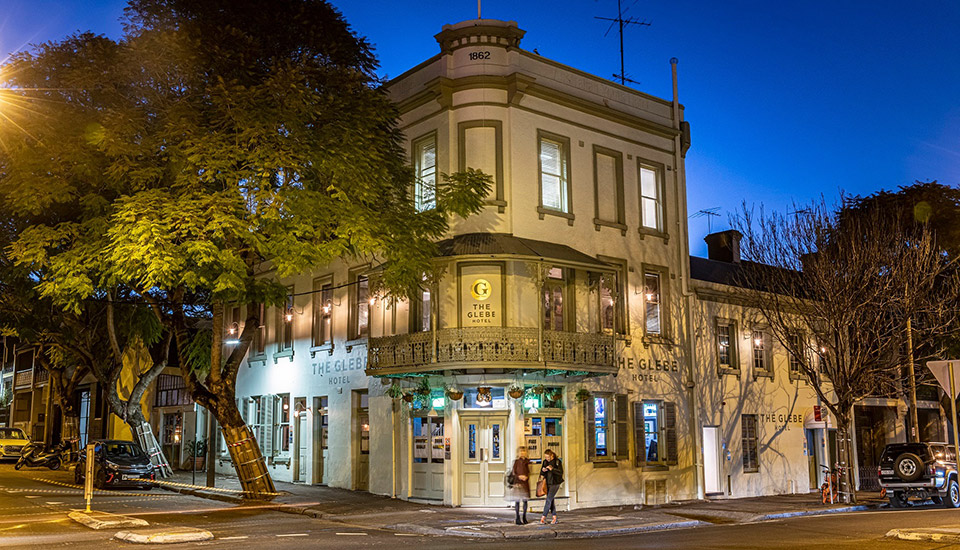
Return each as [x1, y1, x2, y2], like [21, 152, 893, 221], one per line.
[436, 233, 612, 269]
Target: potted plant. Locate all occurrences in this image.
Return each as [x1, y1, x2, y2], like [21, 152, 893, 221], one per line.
[575, 387, 592, 403]
[445, 387, 464, 400]
[184, 439, 207, 470]
[508, 385, 525, 399]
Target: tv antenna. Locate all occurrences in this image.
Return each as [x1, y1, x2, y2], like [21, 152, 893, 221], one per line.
[691, 207, 721, 233]
[595, 0, 651, 86]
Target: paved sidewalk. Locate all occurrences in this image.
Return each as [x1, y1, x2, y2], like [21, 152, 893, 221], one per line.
[159, 471, 883, 539]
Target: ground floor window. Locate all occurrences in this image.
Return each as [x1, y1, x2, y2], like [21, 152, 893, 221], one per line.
[742, 414, 759, 472]
[275, 393, 291, 456]
[524, 414, 563, 463]
[633, 400, 678, 467]
[584, 393, 628, 461]
[413, 416, 444, 464]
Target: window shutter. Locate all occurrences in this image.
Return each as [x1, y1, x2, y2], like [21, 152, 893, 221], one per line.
[261, 395, 275, 458]
[583, 398, 596, 462]
[615, 394, 629, 460]
[633, 402, 646, 467]
[664, 402, 678, 465]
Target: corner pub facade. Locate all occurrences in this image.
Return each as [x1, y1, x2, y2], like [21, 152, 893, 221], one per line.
[224, 19, 880, 508]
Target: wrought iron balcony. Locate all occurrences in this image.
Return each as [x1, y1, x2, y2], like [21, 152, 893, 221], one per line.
[367, 327, 617, 376]
[14, 369, 33, 389]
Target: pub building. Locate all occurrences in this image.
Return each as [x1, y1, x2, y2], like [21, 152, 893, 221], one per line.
[223, 18, 934, 508]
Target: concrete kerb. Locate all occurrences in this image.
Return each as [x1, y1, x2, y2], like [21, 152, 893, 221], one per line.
[887, 528, 960, 543]
[68, 510, 149, 530]
[749, 504, 871, 522]
[114, 528, 214, 544]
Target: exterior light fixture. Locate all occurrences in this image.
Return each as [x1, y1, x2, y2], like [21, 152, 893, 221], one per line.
[322, 302, 332, 314]
[285, 307, 294, 322]
[645, 293, 655, 301]
[368, 296, 377, 307]
[754, 337, 763, 347]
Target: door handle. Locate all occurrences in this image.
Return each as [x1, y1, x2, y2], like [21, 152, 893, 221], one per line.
[480, 448, 485, 462]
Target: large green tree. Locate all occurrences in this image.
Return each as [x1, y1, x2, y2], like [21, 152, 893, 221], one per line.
[1, 0, 488, 496]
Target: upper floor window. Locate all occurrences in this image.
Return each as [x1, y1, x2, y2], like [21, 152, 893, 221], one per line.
[593, 146, 625, 229]
[414, 134, 437, 212]
[543, 267, 567, 331]
[350, 271, 370, 340]
[277, 289, 294, 353]
[417, 286, 431, 332]
[312, 277, 333, 347]
[717, 318, 738, 374]
[251, 303, 266, 356]
[599, 269, 626, 335]
[639, 163, 662, 232]
[539, 134, 570, 213]
[643, 272, 662, 335]
[752, 330, 772, 377]
[788, 333, 805, 379]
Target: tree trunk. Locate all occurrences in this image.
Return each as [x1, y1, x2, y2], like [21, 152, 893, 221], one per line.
[837, 416, 857, 504]
[213, 396, 276, 499]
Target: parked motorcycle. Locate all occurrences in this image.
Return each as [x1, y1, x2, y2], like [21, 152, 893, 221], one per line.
[15, 440, 71, 470]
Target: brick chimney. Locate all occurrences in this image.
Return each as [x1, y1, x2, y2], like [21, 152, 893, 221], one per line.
[704, 230, 743, 263]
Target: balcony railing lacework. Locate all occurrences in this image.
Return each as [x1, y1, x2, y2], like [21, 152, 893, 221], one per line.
[368, 327, 615, 372]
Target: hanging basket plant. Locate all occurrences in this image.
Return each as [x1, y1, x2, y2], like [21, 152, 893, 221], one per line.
[575, 387, 592, 403]
[386, 383, 405, 399]
[402, 392, 415, 403]
[547, 388, 563, 403]
[414, 377, 431, 397]
[508, 385, 525, 399]
[531, 384, 546, 395]
[445, 387, 464, 400]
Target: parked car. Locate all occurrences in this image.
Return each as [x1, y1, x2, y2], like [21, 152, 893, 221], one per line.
[75, 439, 155, 489]
[878, 442, 959, 508]
[0, 428, 29, 461]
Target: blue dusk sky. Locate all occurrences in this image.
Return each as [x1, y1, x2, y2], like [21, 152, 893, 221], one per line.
[2, 1, 958, 256]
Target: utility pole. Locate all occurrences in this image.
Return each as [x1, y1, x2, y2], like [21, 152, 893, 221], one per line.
[595, 0, 650, 86]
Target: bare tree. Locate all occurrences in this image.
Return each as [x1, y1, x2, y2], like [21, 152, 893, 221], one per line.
[732, 199, 958, 503]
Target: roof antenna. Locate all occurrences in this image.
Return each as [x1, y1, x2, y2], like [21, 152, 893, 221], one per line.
[595, 0, 651, 86]
[691, 207, 721, 233]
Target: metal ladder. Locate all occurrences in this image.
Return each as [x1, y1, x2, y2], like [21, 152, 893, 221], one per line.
[136, 421, 172, 478]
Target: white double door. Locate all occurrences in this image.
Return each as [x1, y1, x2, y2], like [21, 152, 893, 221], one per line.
[460, 414, 507, 506]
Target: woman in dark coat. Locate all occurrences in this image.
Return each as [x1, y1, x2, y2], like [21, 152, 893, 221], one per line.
[506, 446, 530, 524]
[539, 448, 563, 524]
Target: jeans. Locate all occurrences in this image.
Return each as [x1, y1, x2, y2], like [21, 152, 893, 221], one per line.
[542, 484, 560, 516]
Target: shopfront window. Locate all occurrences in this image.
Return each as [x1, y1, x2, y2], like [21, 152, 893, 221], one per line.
[413, 417, 444, 464]
[524, 415, 563, 463]
[594, 396, 610, 457]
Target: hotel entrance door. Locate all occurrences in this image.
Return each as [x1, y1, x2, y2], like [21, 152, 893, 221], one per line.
[460, 414, 507, 506]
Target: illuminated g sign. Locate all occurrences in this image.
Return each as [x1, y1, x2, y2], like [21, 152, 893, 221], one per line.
[471, 279, 492, 301]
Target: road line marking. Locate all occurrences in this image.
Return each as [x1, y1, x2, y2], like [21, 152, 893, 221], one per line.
[277, 533, 309, 537]
[395, 533, 421, 536]
[336, 532, 368, 536]
[220, 536, 249, 540]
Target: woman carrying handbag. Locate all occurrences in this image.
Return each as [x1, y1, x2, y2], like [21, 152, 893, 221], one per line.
[506, 446, 531, 524]
[538, 448, 563, 524]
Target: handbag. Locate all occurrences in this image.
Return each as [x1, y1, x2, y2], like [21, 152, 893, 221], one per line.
[536, 476, 548, 497]
[506, 471, 517, 486]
